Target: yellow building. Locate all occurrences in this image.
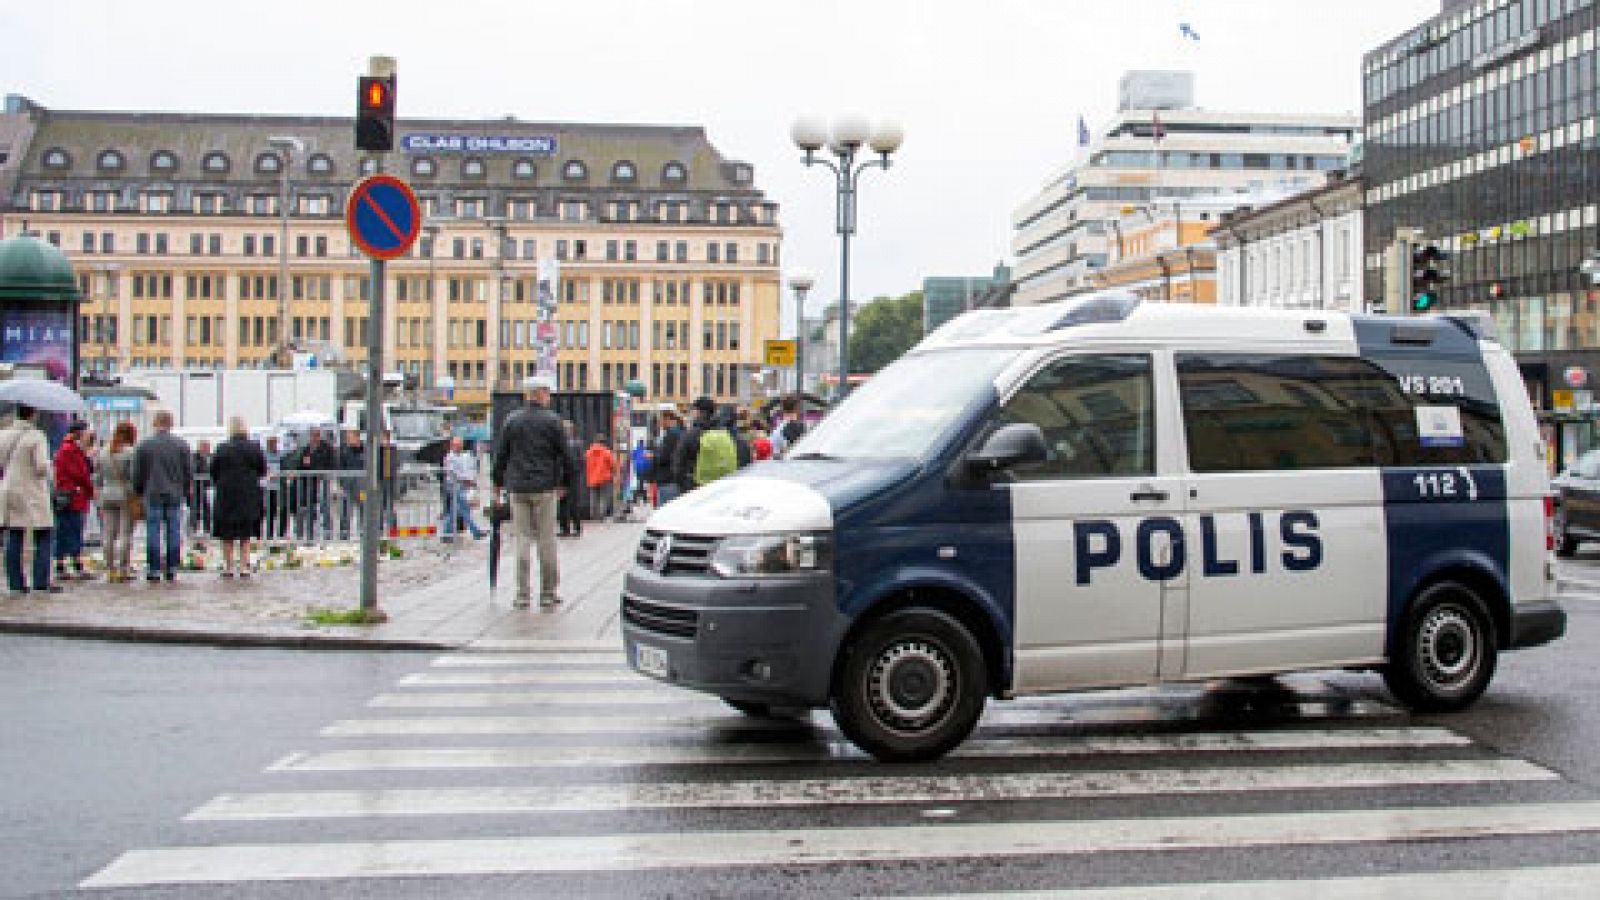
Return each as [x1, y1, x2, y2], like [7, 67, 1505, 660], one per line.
[1095, 198, 1226, 304]
[0, 96, 783, 410]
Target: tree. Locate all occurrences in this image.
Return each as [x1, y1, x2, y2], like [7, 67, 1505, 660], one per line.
[848, 291, 924, 375]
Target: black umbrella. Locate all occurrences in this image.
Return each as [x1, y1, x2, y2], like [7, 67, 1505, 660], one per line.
[486, 491, 509, 592]
[415, 438, 451, 467]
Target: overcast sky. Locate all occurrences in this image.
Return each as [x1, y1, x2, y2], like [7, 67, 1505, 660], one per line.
[12, 0, 1436, 321]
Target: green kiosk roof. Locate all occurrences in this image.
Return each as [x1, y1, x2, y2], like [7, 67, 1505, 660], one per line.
[0, 235, 82, 302]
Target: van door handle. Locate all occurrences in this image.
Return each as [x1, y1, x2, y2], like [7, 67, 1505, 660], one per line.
[1130, 488, 1169, 502]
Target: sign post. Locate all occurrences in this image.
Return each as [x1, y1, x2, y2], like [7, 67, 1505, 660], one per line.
[346, 165, 421, 618]
[764, 339, 797, 367]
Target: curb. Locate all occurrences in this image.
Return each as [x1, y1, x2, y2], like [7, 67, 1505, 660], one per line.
[0, 618, 457, 652]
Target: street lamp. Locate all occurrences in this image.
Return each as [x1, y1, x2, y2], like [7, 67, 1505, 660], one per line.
[791, 115, 902, 401]
[268, 135, 304, 369]
[787, 270, 814, 400]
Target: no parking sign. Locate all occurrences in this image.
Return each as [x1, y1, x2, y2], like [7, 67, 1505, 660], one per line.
[345, 174, 421, 260]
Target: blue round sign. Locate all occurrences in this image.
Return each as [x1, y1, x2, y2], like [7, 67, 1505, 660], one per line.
[346, 174, 421, 260]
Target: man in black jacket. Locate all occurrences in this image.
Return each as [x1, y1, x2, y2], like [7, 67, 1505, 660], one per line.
[293, 428, 338, 541]
[491, 376, 574, 609]
[672, 395, 717, 494]
[653, 410, 685, 505]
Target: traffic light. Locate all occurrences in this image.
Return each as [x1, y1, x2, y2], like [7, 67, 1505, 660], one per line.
[1410, 243, 1449, 314]
[355, 75, 396, 153]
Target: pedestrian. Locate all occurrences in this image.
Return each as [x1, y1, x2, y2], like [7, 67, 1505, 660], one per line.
[261, 434, 286, 541]
[337, 429, 364, 541]
[190, 439, 213, 535]
[52, 420, 95, 582]
[442, 436, 486, 541]
[654, 410, 686, 506]
[292, 428, 336, 542]
[751, 426, 774, 462]
[557, 420, 586, 537]
[586, 434, 616, 520]
[209, 416, 266, 577]
[130, 409, 193, 583]
[490, 375, 574, 609]
[630, 439, 653, 508]
[770, 393, 807, 458]
[672, 395, 718, 494]
[0, 405, 60, 595]
[95, 421, 138, 583]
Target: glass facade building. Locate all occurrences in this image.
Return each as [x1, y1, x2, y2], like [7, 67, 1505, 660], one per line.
[1363, 0, 1600, 449]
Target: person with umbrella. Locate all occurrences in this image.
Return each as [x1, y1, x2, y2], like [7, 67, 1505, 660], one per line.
[490, 375, 572, 609]
[0, 404, 61, 595]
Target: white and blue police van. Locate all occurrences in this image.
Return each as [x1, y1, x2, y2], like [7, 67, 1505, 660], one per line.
[623, 294, 1566, 761]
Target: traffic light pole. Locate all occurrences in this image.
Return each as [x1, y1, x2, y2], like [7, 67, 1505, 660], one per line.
[361, 250, 385, 618]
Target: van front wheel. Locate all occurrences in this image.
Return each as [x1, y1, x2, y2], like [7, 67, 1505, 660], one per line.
[1383, 581, 1498, 713]
[830, 608, 987, 762]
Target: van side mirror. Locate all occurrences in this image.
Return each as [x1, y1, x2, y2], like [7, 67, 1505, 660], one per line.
[968, 423, 1048, 473]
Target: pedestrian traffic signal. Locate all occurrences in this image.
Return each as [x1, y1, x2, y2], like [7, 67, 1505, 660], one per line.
[1410, 243, 1449, 314]
[355, 75, 395, 153]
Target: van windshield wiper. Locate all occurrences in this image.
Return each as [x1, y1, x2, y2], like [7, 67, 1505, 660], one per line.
[789, 451, 840, 461]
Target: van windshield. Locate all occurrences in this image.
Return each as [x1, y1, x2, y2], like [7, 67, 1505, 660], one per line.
[792, 347, 1016, 461]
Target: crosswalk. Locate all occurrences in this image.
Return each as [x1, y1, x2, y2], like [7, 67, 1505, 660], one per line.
[84, 643, 1600, 895]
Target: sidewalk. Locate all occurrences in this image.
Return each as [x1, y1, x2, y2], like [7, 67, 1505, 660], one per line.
[0, 519, 645, 651]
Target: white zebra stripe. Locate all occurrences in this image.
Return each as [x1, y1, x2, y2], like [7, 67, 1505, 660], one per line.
[462, 639, 620, 653]
[190, 758, 1553, 821]
[398, 670, 649, 687]
[369, 690, 700, 709]
[429, 653, 625, 668]
[268, 727, 1470, 772]
[83, 801, 1600, 887]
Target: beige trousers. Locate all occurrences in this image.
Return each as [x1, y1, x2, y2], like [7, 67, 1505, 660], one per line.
[510, 490, 560, 601]
[100, 502, 134, 573]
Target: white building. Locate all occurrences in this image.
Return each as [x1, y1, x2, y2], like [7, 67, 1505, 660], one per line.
[1010, 71, 1358, 307]
[1213, 172, 1366, 313]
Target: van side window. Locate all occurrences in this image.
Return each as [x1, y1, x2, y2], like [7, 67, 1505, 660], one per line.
[997, 354, 1154, 480]
[1178, 354, 1380, 472]
[1359, 354, 1507, 466]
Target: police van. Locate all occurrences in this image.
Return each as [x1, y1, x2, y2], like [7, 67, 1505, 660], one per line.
[622, 294, 1566, 761]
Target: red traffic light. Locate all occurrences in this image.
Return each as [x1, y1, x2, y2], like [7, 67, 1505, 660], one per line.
[364, 80, 387, 109]
[356, 75, 396, 153]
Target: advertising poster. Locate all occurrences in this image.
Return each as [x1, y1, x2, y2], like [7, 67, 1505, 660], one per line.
[535, 259, 560, 384]
[1, 304, 77, 446]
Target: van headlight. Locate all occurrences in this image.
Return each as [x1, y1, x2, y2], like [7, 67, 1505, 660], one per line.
[710, 533, 832, 577]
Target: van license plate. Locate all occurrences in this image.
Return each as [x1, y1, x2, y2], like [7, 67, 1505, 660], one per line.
[636, 643, 670, 678]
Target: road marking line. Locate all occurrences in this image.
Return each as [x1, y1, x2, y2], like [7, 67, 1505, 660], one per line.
[903, 864, 1600, 898]
[319, 701, 1399, 738]
[192, 759, 1553, 821]
[429, 653, 625, 668]
[369, 690, 699, 708]
[398, 670, 650, 686]
[463, 639, 620, 653]
[269, 727, 1470, 772]
[83, 801, 1600, 887]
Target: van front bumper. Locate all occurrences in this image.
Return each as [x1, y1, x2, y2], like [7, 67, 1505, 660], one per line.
[620, 568, 849, 709]
[1508, 598, 1566, 649]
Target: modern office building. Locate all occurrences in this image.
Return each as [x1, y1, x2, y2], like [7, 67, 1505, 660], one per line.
[1214, 171, 1366, 313]
[0, 94, 783, 411]
[1010, 71, 1358, 306]
[1362, 0, 1600, 465]
[921, 264, 1011, 332]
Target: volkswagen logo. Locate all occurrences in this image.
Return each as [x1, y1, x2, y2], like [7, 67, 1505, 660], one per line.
[652, 534, 673, 573]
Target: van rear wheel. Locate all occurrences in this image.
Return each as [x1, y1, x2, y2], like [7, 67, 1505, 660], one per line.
[1383, 581, 1498, 713]
[830, 608, 987, 763]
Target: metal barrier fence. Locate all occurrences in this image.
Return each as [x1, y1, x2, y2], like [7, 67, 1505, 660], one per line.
[180, 466, 444, 546]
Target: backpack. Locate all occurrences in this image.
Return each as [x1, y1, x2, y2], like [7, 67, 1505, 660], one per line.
[694, 428, 738, 486]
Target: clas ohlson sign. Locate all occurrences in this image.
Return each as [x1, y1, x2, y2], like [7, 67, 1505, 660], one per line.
[401, 134, 558, 155]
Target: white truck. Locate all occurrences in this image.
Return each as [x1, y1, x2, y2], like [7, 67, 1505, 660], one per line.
[120, 368, 354, 432]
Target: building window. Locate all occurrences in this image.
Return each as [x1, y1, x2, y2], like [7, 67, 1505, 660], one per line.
[624, 240, 636, 262]
[573, 240, 586, 260]
[306, 154, 334, 176]
[556, 240, 568, 261]
[512, 158, 536, 179]
[255, 153, 281, 175]
[456, 197, 484, 218]
[149, 150, 177, 173]
[412, 157, 436, 177]
[606, 240, 619, 262]
[674, 241, 687, 263]
[610, 160, 636, 182]
[97, 149, 125, 172]
[662, 161, 687, 184]
[725, 242, 737, 264]
[462, 157, 486, 178]
[202, 152, 230, 174]
[707, 242, 720, 264]
[562, 159, 587, 181]
[360, 157, 378, 176]
[42, 147, 70, 170]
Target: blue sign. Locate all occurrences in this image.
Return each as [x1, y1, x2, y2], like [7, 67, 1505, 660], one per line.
[401, 134, 558, 155]
[346, 175, 421, 261]
[88, 395, 144, 412]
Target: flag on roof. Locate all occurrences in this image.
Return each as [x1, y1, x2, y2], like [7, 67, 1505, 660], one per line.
[1178, 22, 1200, 41]
[1152, 110, 1165, 143]
[1077, 115, 1091, 147]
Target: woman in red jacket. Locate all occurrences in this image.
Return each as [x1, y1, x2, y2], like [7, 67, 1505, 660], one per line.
[53, 421, 96, 582]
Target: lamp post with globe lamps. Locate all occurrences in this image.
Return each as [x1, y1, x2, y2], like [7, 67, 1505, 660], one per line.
[787, 270, 814, 400]
[790, 116, 902, 401]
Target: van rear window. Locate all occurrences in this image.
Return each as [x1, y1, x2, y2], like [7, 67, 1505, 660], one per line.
[1177, 354, 1506, 473]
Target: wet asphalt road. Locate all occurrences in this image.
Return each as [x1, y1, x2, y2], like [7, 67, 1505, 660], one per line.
[6, 562, 1600, 898]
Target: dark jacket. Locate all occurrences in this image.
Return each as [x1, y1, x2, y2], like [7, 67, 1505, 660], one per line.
[672, 415, 713, 492]
[209, 436, 267, 530]
[654, 425, 684, 485]
[131, 430, 194, 504]
[296, 439, 338, 472]
[491, 403, 573, 494]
